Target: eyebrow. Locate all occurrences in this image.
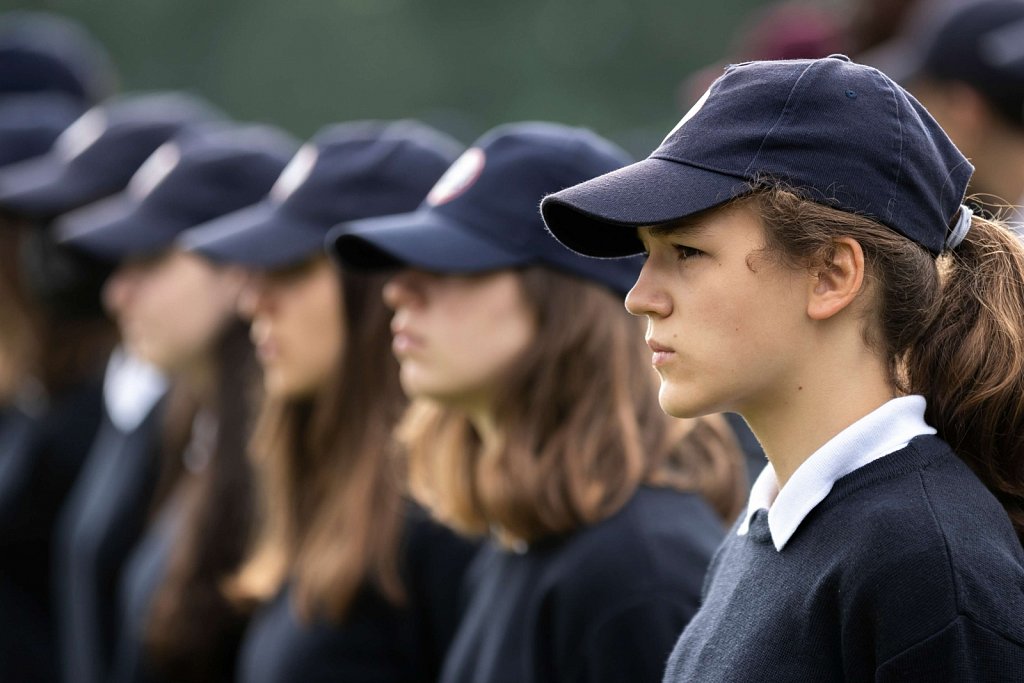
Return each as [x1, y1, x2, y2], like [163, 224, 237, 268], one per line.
[647, 217, 712, 239]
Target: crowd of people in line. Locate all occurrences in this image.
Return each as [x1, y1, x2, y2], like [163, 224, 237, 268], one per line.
[2, 1, 1024, 682]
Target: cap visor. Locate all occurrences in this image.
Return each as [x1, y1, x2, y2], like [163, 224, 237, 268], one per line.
[180, 201, 328, 269]
[0, 152, 106, 217]
[56, 194, 184, 262]
[541, 156, 750, 257]
[328, 209, 526, 274]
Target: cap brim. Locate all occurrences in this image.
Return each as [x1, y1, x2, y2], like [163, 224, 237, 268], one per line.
[540, 156, 751, 257]
[328, 208, 527, 274]
[55, 194, 185, 262]
[180, 201, 328, 269]
[0, 152, 108, 218]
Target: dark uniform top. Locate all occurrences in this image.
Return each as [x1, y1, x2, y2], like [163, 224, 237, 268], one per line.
[0, 378, 103, 683]
[53, 397, 165, 683]
[664, 436, 1024, 682]
[238, 506, 478, 683]
[439, 486, 724, 683]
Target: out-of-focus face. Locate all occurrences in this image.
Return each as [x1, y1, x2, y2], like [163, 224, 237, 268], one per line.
[103, 249, 243, 373]
[238, 256, 344, 399]
[381, 269, 536, 412]
[625, 201, 812, 419]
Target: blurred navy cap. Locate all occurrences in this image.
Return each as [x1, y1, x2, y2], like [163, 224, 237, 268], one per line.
[0, 92, 84, 168]
[55, 123, 299, 262]
[181, 119, 462, 269]
[0, 91, 224, 219]
[912, 0, 1024, 129]
[0, 11, 117, 105]
[542, 55, 972, 258]
[329, 121, 642, 296]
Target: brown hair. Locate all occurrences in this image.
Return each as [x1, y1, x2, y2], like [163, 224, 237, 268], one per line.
[751, 185, 1024, 543]
[144, 321, 258, 682]
[401, 267, 746, 547]
[228, 269, 408, 622]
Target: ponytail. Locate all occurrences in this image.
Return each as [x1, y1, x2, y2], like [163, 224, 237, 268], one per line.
[906, 215, 1024, 541]
[754, 187, 1024, 544]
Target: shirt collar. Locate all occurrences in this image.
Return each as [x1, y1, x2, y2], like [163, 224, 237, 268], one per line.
[104, 347, 169, 433]
[737, 395, 936, 551]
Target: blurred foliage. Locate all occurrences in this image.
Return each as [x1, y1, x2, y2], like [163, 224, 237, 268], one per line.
[4, 0, 777, 155]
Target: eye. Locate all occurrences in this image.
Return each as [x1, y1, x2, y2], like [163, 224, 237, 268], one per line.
[673, 244, 704, 261]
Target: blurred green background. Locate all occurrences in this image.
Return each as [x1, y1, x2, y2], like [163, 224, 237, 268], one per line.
[0, 0, 854, 154]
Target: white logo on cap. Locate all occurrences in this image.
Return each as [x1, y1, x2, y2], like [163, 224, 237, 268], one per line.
[426, 147, 485, 206]
[980, 17, 1024, 68]
[127, 143, 181, 199]
[662, 87, 712, 145]
[54, 109, 107, 161]
[270, 144, 319, 202]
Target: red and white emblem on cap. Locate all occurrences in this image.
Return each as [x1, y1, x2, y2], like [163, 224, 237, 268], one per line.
[270, 144, 318, 202]
[128, 143, 181, 199]
[426, 147, 485, 206]
[55, 108, 107, 161]
[662, 86, 712, 145]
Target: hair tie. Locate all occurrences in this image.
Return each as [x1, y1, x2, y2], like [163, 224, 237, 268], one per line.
[945, 205, 973, 250]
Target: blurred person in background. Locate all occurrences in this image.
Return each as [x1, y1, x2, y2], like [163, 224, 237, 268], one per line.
[869, 0, 1024, 234]
[0, 27, 151, 681]
[182, 120, 478, 683]
[57, 123, 297, 683]
[331, 122, 746, 683]
[0, 90, 221, 683]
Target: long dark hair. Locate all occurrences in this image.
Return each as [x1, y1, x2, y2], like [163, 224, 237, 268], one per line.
[401, 267, 747, 547]
[143, 320, 259, 682]
[228, 269, 409, 622]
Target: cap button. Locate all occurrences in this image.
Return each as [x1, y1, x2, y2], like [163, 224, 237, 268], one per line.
[827, 53, 851, 62]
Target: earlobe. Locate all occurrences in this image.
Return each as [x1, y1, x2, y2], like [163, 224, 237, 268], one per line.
[806, 237, 865, 321]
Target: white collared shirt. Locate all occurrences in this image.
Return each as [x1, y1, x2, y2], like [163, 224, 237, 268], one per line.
[737, 395, 936, 551]
[103, 347, 169, 433]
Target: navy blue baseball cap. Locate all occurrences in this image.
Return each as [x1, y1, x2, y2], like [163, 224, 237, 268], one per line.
[541, 55, 974, 258]
[0, 92, 83, 168]
[55, 124, 299, 262]
[0, 11, 118, 105]
[329, 122, 642, 296]
[0, 91, 223, 219]
[181, 119, 462, 268]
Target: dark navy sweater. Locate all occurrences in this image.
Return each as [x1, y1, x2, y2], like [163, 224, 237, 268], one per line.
[440, 486, 724, 683]
[237, 507, 477, 683]
[53, 401, 164, 683]
[0, 379, 103, 683]
[664, 435, 1024, 682]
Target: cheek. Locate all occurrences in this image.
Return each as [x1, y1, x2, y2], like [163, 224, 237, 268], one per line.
[266, 280, 343, 397]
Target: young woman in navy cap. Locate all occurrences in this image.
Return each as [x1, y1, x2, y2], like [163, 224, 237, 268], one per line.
[54, 123, 297, 683]
[182, 120, 477, 683]
[541, 55, 1024, 680]
[331, 121, 746, 683]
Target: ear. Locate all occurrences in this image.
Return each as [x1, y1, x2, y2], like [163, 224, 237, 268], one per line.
[806, 237, 864, 321]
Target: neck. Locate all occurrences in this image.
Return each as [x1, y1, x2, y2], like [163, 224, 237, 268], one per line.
[467, 405, 503, 453]
[740, 333, 894, 489]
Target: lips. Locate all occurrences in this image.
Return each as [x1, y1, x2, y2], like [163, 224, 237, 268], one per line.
[647, 338, 675, 367]
[391, 323, 424, 356]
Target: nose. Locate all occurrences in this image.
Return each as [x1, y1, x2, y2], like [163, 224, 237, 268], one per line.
[624, 259, 672, 319]
[102, 263, 142, 318]
[237, 271, 269, 320]
[382, 269, 426, 311]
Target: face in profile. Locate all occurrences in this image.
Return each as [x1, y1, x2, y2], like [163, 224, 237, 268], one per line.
[104, 249, 243, 374]
[238, 256, 344, 399]
[625, 201, 812, 419]
[381, 269, 536, 412]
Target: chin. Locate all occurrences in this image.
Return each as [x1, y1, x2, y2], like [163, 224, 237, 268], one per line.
[657, 384, 716, 419]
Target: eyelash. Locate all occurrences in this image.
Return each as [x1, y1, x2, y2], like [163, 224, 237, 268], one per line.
[673, 244, 703, 260]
